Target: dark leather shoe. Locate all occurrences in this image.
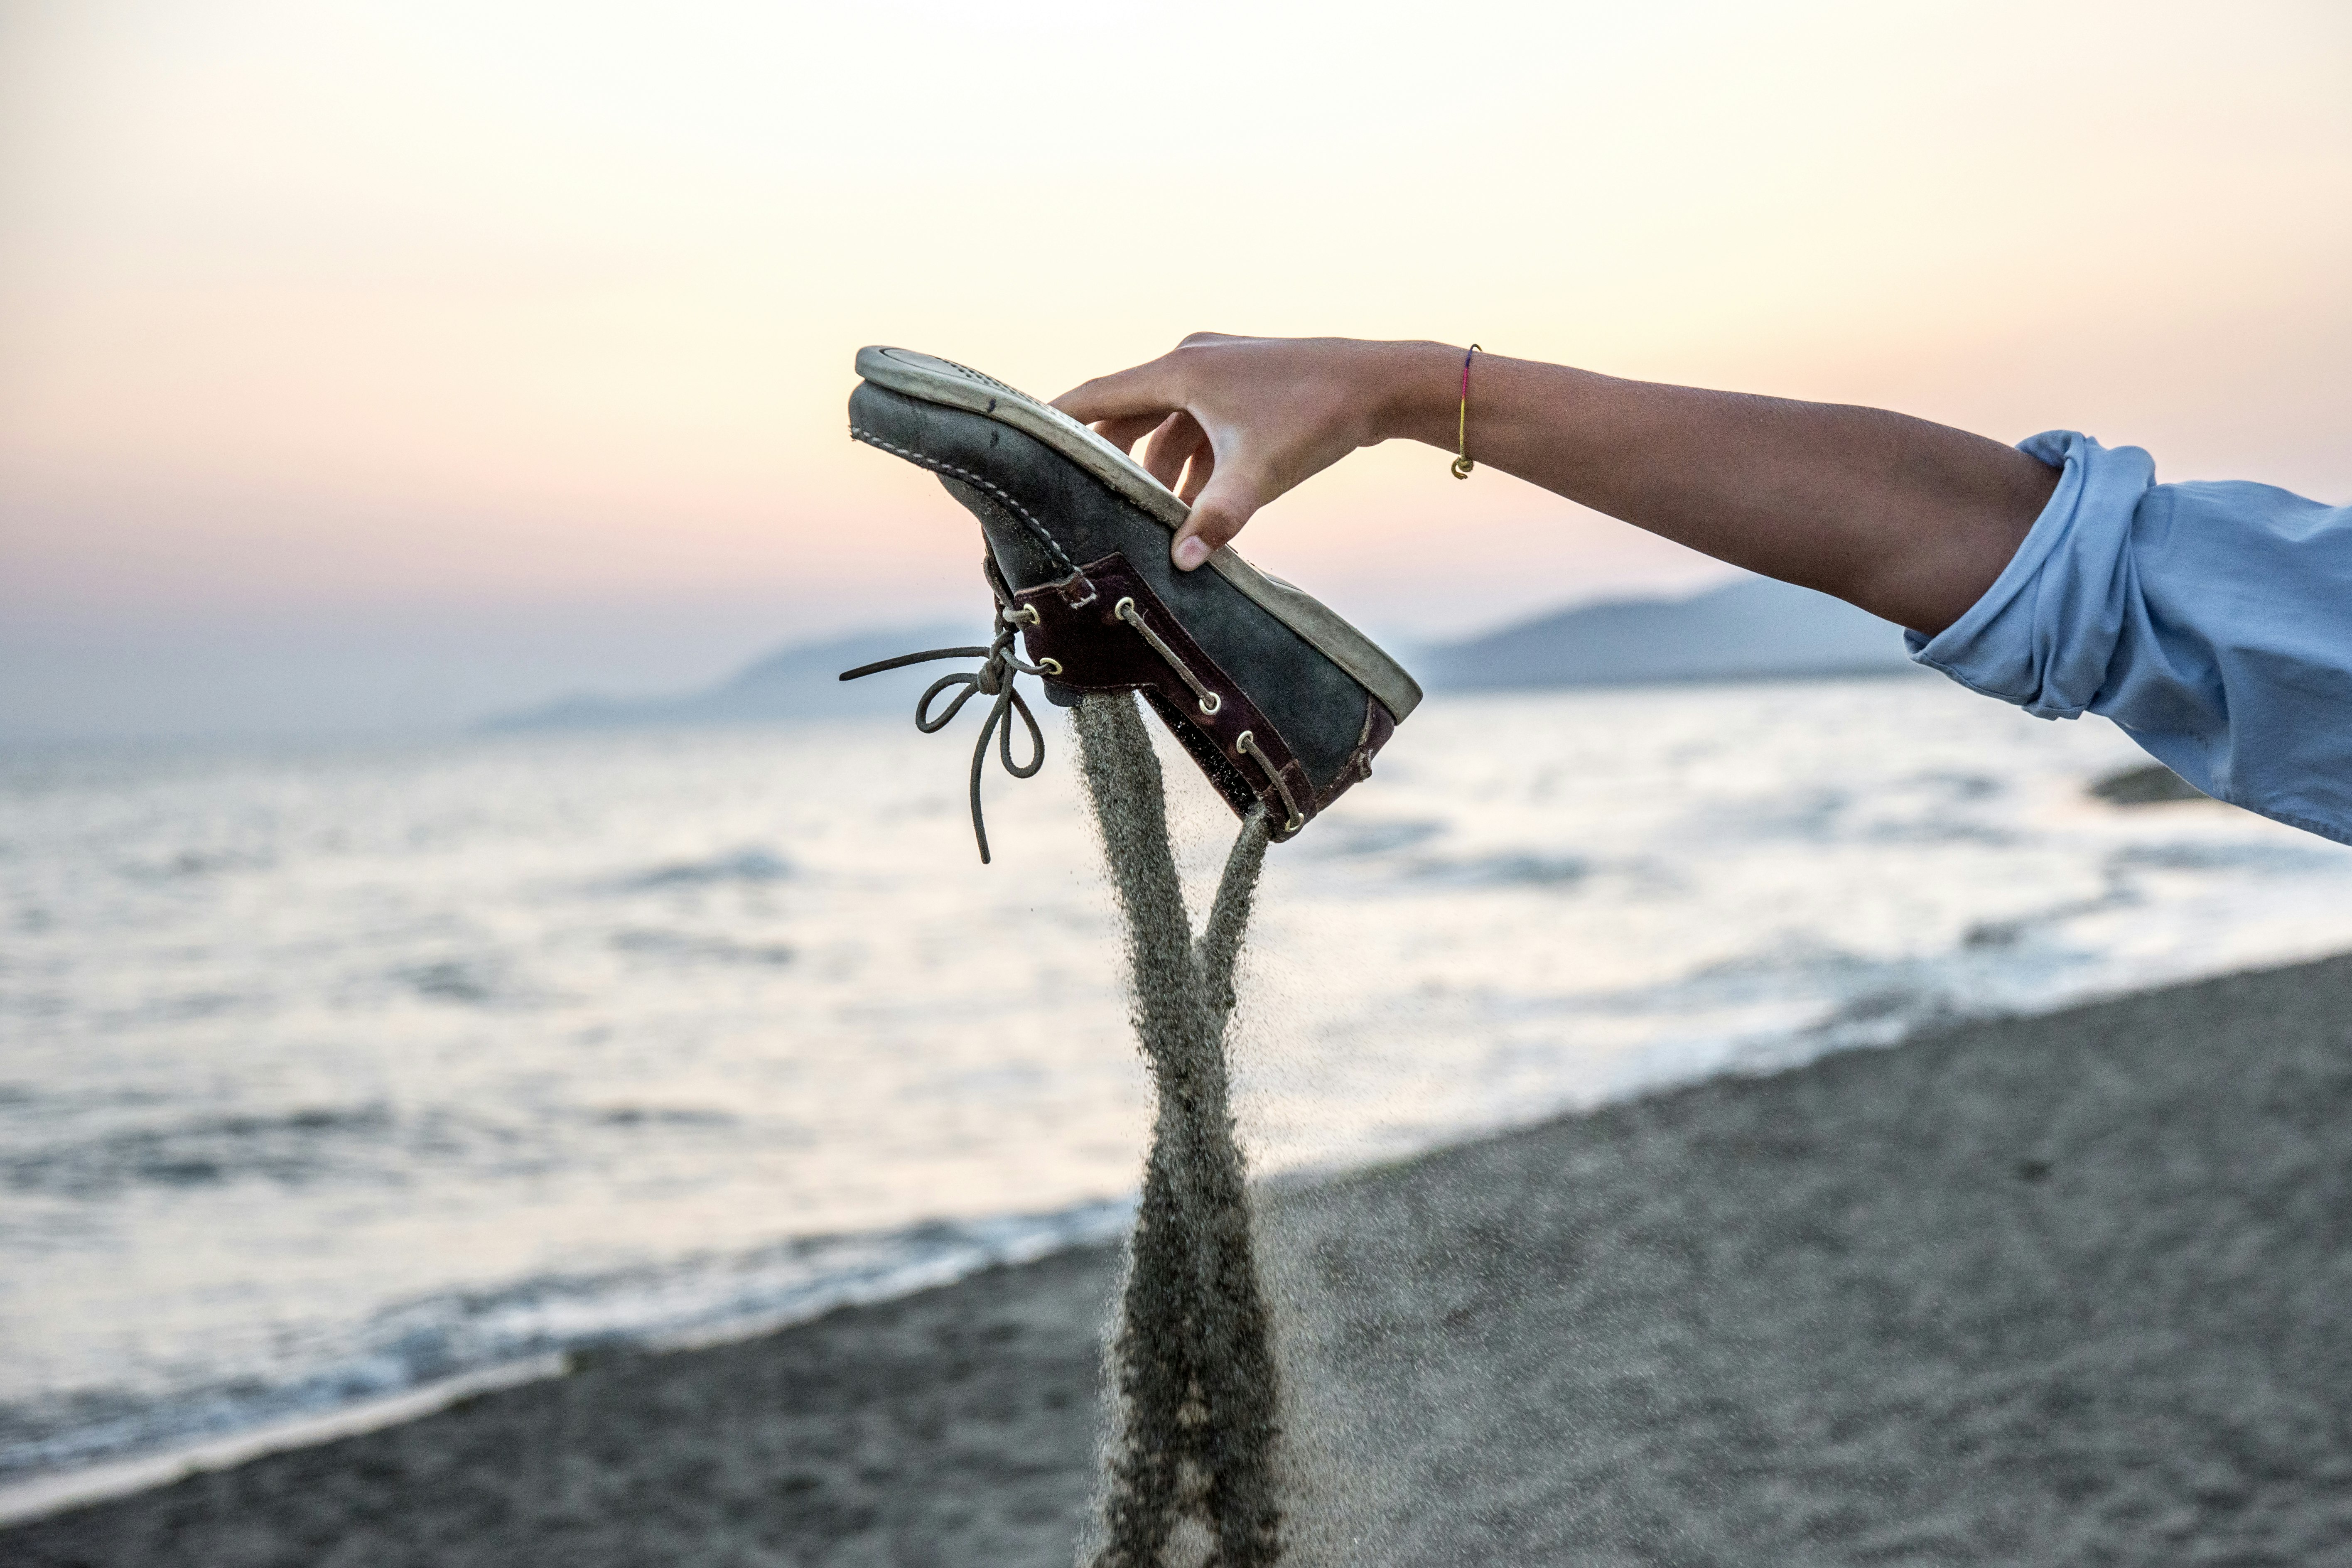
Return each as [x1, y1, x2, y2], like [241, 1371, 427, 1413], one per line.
[844, 346, 1420, 852]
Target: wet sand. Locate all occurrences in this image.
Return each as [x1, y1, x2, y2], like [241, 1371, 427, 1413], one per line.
[11, 954, 2352, 1565]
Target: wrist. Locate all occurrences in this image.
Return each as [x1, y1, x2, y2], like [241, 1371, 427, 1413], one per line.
[1359, 340, 1470, 449]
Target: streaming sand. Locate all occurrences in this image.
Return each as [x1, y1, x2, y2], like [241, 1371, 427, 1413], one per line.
[10, 954, 2352, 1565]
[1069, 694, 1280, 1568]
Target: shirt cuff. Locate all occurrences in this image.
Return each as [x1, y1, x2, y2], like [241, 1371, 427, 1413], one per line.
[1904, 430, 2157, 720]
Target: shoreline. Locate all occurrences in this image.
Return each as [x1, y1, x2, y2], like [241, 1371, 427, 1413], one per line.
[11, 951, 2352, 1562]
[0, 1357, 567, 1529]
[10, 939, 2328, 1525]
[0, 1201, 1144, 1529]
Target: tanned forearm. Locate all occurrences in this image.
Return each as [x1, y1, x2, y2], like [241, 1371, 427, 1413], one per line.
[1055, 335, 2058, 636]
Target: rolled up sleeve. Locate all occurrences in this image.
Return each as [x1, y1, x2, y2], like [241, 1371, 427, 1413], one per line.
[1908, 430, 2352, 847]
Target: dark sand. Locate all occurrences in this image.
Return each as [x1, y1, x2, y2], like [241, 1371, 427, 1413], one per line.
[1070, 694, 1283, 1568]
[13, 954, 2352, 1566]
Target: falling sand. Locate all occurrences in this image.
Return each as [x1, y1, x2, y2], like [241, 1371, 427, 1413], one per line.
[1071, 694, 1283, 1568]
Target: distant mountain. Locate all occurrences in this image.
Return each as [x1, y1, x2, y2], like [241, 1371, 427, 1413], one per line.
[1419, 575, 1914, 691]
[484, 623, 988, 730]
[486, 575, 1915, 731]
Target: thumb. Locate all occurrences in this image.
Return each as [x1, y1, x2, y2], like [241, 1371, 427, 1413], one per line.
[1170, 470, 1262, 571]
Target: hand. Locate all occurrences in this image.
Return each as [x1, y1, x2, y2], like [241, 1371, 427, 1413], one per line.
[1054, 334, 1444, 571]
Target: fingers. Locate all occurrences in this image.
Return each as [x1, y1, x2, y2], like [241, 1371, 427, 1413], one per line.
[1127, 409, 1225, 563]
[1141, 411, 1208, 492]
[1175, 440, 1214, 505]
[1050, 332, 1235, 422]
[1051, 356, 1181, 425]
[1091, 413, 1166, 454]
[1169, 466, 1260, 571]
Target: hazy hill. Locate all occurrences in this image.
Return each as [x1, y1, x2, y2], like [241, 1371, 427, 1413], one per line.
[486, 623, 987, 729]
[1417, 575, 1912, 690]
[484, 576, 1913, 730]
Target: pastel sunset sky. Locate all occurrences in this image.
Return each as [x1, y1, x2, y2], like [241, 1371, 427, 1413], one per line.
[2, 0, 2346, 736]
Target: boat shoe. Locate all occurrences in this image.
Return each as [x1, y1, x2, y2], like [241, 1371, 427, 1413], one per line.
[842, 346, 1422, 861]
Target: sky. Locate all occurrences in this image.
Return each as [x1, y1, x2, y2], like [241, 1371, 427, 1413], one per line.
[1, 0, 2347, 738]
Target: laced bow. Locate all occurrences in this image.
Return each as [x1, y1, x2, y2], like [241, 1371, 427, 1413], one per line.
[840, 589, 1059, 863]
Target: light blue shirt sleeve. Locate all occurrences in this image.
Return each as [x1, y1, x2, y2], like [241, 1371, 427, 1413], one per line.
[1907, 430, 2352, 847]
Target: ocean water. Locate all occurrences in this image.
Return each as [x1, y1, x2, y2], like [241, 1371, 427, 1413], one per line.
[7, 675, 2352, 1497]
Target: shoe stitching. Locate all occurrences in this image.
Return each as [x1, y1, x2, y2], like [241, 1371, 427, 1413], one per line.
[848, 425, 1079, 579]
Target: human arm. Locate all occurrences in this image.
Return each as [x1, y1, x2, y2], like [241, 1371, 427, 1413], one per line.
[1053, 334, 2059, 638]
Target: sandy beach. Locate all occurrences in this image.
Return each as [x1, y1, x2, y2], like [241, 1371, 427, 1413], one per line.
[11, 952, 2352, 1566]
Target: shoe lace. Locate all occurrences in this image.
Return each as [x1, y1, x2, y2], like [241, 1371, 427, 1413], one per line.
[839, 591, 1061, 864]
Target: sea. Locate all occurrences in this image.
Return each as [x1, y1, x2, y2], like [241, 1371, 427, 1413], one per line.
[7, 674, 2352, 1508]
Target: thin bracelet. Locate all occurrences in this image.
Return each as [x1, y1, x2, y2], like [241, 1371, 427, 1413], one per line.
[1451, 343, 1481, 479]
